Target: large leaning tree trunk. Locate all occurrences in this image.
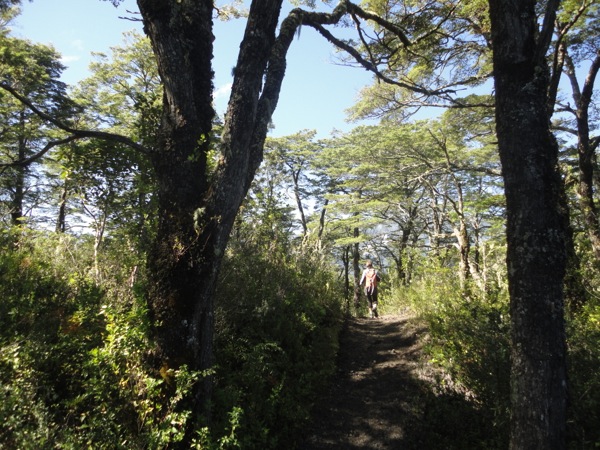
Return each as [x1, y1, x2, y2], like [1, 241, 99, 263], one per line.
[488, 0, 568, 448]
[136, 0, 286, 421]
[135, 0, 364, 431]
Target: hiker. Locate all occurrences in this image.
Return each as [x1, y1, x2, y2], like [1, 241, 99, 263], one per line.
[360, 260, 381, 318]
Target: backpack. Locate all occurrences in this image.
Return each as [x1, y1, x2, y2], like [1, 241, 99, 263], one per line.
[365, 268, 379, 290]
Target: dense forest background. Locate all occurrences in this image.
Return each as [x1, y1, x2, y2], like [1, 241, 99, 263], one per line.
[1, 0, 599, 448]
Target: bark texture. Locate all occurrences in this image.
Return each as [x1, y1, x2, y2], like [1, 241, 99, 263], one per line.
[136, 0, 301, 435]
[138, 0, 217, 399]
[488, 0, 568, 448]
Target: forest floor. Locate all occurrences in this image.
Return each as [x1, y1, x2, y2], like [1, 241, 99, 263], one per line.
[299, 312, 493, 450]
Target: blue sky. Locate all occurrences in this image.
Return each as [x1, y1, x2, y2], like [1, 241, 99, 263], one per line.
[12, 0, 375, 138]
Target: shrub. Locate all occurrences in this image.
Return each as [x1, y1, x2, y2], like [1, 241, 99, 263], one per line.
[392, 268, 511, 449]
[566, 299, 600, 448]
[0, 230, 109, 447]
[1, 226, 345, 449]
[212, 243, 344, 449]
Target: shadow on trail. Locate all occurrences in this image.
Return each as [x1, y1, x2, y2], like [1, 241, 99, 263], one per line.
[299, 315, 498, 450]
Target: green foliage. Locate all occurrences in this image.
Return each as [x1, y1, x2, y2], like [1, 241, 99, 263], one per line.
[386, 254, 600, 449]
[0, 223, 344, 449]
[193, 406, 245, 449]
[347, 0, 493, 122]
[212, 239, 344, 449]
[60, 30, 159, 251]
[566, 299, 600, 447]
[389, 264, 511, 448]
[0, 230, 166, 448]
[0, 229, 107, 447]
[0, 28, 75, 226]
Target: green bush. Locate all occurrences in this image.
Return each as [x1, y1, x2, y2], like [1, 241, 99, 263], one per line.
[566, 299, 600, 448]
[0, 230, 110, 448]
[393, 268, 511, 449]
[212, 243, 344, 449]
[395, 261, 600, 449]
[1, 227, 345, 449]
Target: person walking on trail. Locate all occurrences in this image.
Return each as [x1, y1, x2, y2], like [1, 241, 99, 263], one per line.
[360, 260, 381, 318]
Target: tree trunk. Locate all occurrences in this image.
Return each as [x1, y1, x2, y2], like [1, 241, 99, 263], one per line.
[352, 227, 361, 308]
[564, 51, 600, 261]
[453, 219, 470, 287]
[341, 245, 351, 309]
[451, 179, 470, 288]
[55, 181, 67, 233]
[292, 168, 308, 235]
[93, 210, 106, 282]
[488, 1, 568, 448]
[11, 117, 27, 226]
[390, 222, 412, 285]
[10, 162, 25, 226]
[317, 198, 328, 243]
[137, 0, 288, 434]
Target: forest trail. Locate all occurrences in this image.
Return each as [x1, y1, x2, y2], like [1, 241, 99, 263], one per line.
[299, 313, 483, 450]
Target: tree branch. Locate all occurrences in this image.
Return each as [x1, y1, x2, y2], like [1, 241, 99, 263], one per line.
[0, 135, 78, 174]
[310, 21, 453, 97]
[591, 135, 600, 153]
[580, 49, 600, 110]
[552, 124, 578, 136]
[0, 81, 149, 155]
[298, 1, 492, 104]
[345, 1, 411, 47]
[535, 0, 561, 65]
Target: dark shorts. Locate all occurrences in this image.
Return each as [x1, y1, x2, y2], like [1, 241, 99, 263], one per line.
[365, 287, 378, 304]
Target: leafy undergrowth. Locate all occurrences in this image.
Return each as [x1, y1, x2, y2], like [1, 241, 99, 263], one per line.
[210, 244, 344, 449]
[0, 230, 344, 449]
[2, 229, 598, 449]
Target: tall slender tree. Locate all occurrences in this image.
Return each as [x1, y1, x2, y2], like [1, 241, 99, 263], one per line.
[264, 130, 322, 238]
[554, 1, 600, 262]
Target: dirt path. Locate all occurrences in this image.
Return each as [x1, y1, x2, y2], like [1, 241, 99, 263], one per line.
[299, 313, 486, 450]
